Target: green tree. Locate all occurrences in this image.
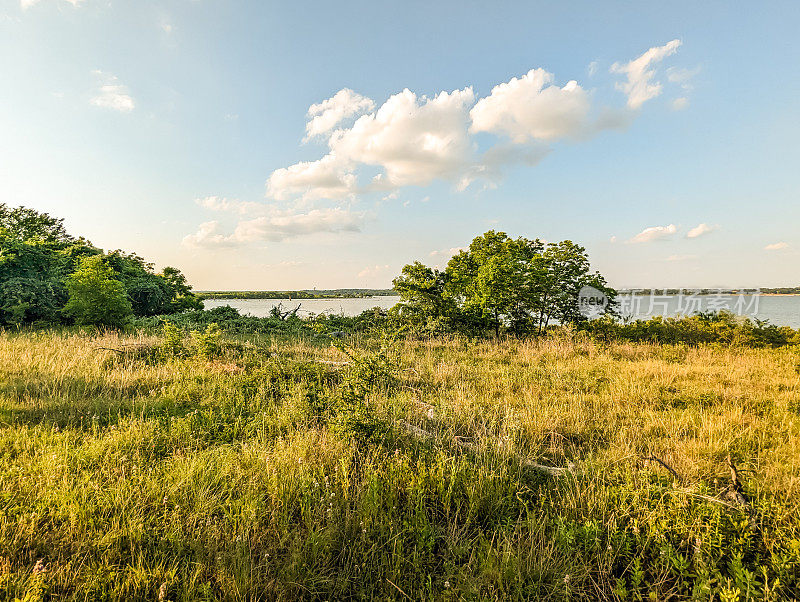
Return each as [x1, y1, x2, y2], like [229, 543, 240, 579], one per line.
[392, 261, 453, 332]
[161, 266, 203, 312]
[529, 240, 616, 335]
[63, 256, 133, 327]
[446, 231, 545, 337]
[0, 203, 75, 245]
[394, 231, 614, 337]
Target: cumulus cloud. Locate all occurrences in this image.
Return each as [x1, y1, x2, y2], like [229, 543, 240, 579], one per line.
[90, 71, 135, 112]
[470, 69, 592, 142]
[686, 223, 719, 238]
[182, 207, 365, 248]
[266, 41, 682, 204]
[181, 221, 236, 249]
[764, 242, 789, 251]
[266, 153, 357, 202]
[305, 89, 375, 140]
[628, 224, 678, 243]
[185, 41, 684, 247]
[611, 39, 681, 109]
[333, 87, 477, 189]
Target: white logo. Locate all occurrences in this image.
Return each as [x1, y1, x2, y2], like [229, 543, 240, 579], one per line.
[577, 285, 609, 318]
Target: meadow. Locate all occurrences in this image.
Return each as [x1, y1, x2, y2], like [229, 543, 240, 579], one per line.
[1, 327, 799, 600]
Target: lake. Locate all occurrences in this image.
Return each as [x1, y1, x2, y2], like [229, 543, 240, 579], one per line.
[203, 294, 800, 328]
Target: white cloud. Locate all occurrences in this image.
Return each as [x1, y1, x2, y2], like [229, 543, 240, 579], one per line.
[332, 87, 477, 189]
[232, 207, 364, 242]
[470, 69, 592, 142]
[667, 66, 701, 89]
[686, 223, 719, 238]
[764, 242, 789, 251]
[266, 153, 357, 202]
[357, 264, 391, 279]
[183, 207, 365, 248]
[195, 196, 260, 215]
[665, 254, 698, 262]
[429, 247, 467, 258]
[90, 71, 135, 113]
[628, 223, 678, 243]
[305, 89, 375, 140]
[21, 0, 84, 8]
[181, 221, 236, 249]
[262, 41, 683, 221]
[671, 97, 689, 111]
[611, 39, 682, 109]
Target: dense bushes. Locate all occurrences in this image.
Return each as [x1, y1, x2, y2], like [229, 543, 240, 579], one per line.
[0, 204, 201, 328]
[583, 311, 800, 348]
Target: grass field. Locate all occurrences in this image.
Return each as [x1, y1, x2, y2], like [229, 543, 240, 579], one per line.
[1, 329, 799, 600]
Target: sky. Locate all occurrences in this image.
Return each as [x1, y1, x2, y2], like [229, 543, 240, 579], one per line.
[1, 0, 799, 290]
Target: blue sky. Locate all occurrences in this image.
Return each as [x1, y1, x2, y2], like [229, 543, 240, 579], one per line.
[1, 0, 798, 290]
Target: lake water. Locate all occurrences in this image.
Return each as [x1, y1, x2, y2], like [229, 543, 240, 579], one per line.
[203, 294, 800, 329]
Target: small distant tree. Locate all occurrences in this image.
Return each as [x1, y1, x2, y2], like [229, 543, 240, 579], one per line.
[63, 256, 133, 327]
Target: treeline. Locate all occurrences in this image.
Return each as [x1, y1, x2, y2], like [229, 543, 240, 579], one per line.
[0, 204, 201, 327]
[198, 289, 396, 300]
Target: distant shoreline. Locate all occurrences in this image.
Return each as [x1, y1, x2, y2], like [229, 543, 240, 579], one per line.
[196, 289, 397, 300]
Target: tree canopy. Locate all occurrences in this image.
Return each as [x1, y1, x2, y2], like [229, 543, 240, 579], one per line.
[393, 230, 615, 336]
[0, 203, 201, 328]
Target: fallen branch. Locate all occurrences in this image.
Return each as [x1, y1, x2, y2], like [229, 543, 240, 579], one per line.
[722, 455, 752, 510]
[396, 420, 573, 477]
[641, 454, 684, 484]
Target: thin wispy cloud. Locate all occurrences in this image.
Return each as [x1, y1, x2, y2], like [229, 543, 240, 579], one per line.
[90, 70, 135, 113]
[21, 0, 84, 9]
[687, 223, 719, 238]
[764, 242, 789, 251]
[610, 39, 681, 109]
[183, 207, 366, 248]
[665, 254, 698, 262]
[195, 196, 261, 215]
[357, 264, 391, 279]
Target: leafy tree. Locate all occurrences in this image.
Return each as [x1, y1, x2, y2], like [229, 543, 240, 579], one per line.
[0, 203, 75, 245]
[394, 231, 615, 337]
[63, 256, 133, 327]
[161, 266, 203, 312]
[529, 240, 616, 335]
[102, 250, 201, 316]
[0, 278, 65, 326]
[446, 231, 545, 337]
[392, 261, 453, 332]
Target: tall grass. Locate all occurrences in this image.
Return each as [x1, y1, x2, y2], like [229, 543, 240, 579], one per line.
[0, 329, 798, 600]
